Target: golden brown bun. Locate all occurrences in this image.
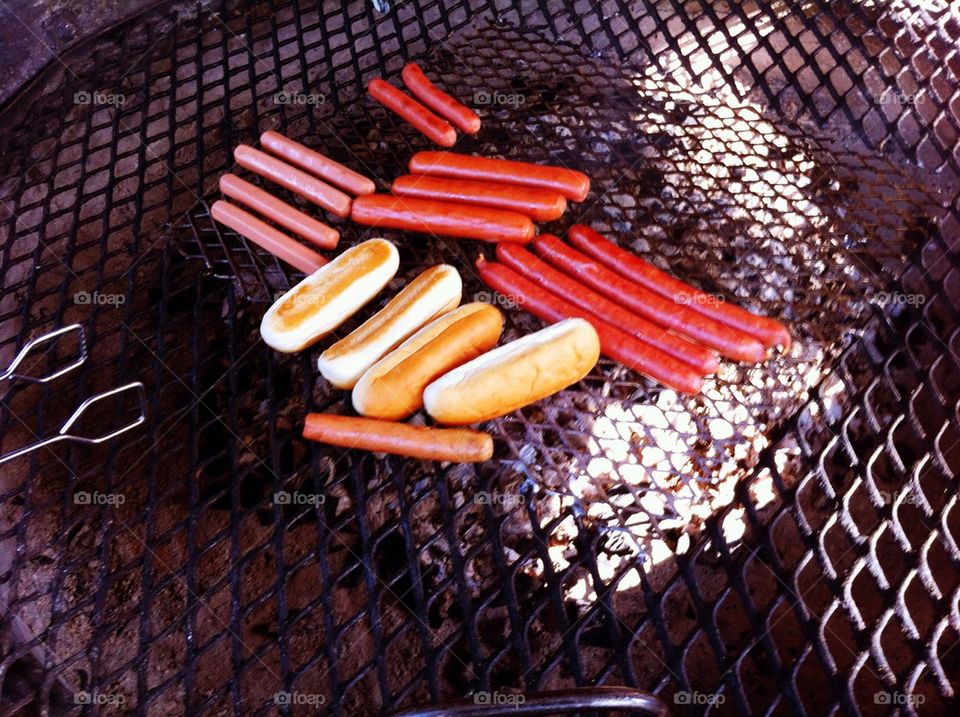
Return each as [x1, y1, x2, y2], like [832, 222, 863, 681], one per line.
[260, 238, 398, 353]
[317, 265, 462, 389]
[423, 318, 600, 425]
[352, 302, 504, 420]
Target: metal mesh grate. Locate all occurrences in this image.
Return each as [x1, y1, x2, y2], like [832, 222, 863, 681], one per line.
[0, 1, 958, 715]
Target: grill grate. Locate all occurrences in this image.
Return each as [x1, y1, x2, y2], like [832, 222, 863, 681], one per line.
[0, 1, 958, 716]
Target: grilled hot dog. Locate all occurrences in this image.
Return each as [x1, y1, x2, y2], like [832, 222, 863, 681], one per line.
[303, 413, 493, 463]
[211, 200, 326, 274]
[533, 236, 767, 363]
[409, 151, 590, 202]
[568, 224, 791, 350]
[475, 256, 704, 394]
[368, 78, 457, 147]
[219, 174, 339, 249]
[260, 131, 376, 197]
[401, 63, 481, 134]
[351, 194, 535, 243]
[496, 243, 718, 374]
[234, 145, 352, 217]
[392, 174, 566, 222]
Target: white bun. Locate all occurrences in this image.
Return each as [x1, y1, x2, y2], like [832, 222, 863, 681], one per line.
[423, 318, 600, 425]
[260, 238, 399, 353]
[317, 264, 462, 389]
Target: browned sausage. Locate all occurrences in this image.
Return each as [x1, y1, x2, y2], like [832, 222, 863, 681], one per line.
[496, 243, 718, 374]
[392, 174, 566, 222]
[302, 413, 494, 462]
[401, 63, 481, 134]
[533, 236, 767, 363]
[475, 256, 703, 394]
[409, 151, 590, 202]
[567, 224, 791, 350]
[368, 79, 457, 147]
[351, 194, 535, 243]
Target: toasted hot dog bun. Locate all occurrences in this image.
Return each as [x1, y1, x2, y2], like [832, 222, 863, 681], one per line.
[423, 318, 600, 425]
[260, 238, 399, 353]
[317, 265, 462, 389]
[352, 302, 504, 420]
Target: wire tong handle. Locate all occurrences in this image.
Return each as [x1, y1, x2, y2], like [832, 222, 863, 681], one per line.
[0, 324, 87, 384]
[0, 382, 147, 465]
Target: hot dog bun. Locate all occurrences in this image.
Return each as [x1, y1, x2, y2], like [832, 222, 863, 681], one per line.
[352, 302, 504, 420]
[317, 265, 463, 389]
[423, 318, 600, 425]
[260, 238, 399, 353]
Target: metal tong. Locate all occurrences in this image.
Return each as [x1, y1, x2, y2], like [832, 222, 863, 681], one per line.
[0, 324, 147, 465]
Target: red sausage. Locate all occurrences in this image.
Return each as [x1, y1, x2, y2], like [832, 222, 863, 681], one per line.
[368, 78, 457, 147]
[219, 174, 339, 250]
[533, 236, 767, 363]
[211, 200, 326, 274]
[260, 131, 376, 196]
[568, 225, 791, 350]
[409, 151, 590, 202]
[303, 413, 493, 463]
[392, 174, 566, 222]
[401, 63, 481, 134]
[496, 243, 718, 374]
[351, 194, 535, 243]
[475, 256, 703, 394]
[234, 145, 352, 217]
